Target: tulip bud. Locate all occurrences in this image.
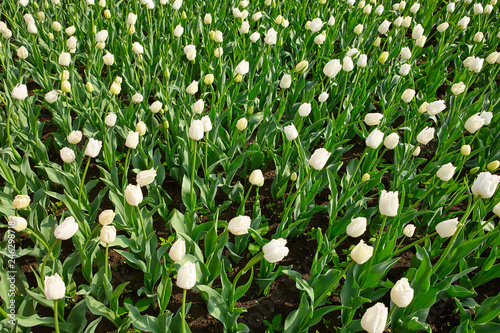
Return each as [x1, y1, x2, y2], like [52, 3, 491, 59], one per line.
[100, 225, 116, 243]
[351, 240, 373, 264]
[346, 217, 367, 238]
[17, 46, 29, 59]
[318, 91, 329, 103]
[203, 74, 214, 85]
[391, 278, 414, 307]
[378, 19, 391, 35]
[486, 52, 499, 64]
[13, 195, 30, 209]
[366, 129, 384, 149]
[458, 16, 470, 30]
[125, 131, 139, 149]
[403, 224, 415, 238]
[342, 56, 354, 72]
[128, 24, 136, 34]
[61, 80, 71, 93]
[174, 24, 184, 37]
[379, 190, 399, 217]
[437, 22, 449, 33]
[323, 59, 342, 78]
[436, 163, 456, 181]
[132, 42, 144, 55]
[373, 37, 381, 47]
[236, 118, 248, 131]
[262, 238, 289, 263]
[471, 172, 500, 198]
[228, 215, 251, 235]
[400, 47, 411, 60]
[487, 161, 500, 172]
[169, 239, 186, 262]
[103, 52, 114, 66]
[249, 169, 265, 186]
[110, 82, 121, 95]
[54, 216, 79, 240]
[354, 24, 363, 35]
[399, 64, 411, 76]
[461, 145, 471, 156]
[291, 172, 298, 182]
[280, 74, 292, 89]
[474, 32, 484, 43]
[8, 216, 28, 232]
[357, 54, 367, 67]
[295, 60, 309, 73]
[402, 16, 412, 28]
[378, 51, 388, 63]
[309, 148, 331, 170]
[176, 262, 197, 289]
[99, 210, 115, 226]
[104, 9, 111, 18]
[60, 147, 75, 163]
[436, 218, 459, 237]
[44, 273, 65, 300]
[136, 121, 147, 136]
[104, 113, 117, 127]
[125, 184, 143, 206]
[362, 173, 370, 182]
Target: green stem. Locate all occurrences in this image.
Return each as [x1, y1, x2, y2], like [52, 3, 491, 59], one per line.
[204, 138, 209, 183]
[282, 167, 313, 226]
[105, 243, 109, 279]
[431, 198, 480, 275]
[363, 215, 388, 286]
[181, 289, 187, 333]
[190, 140, 198, 210]
[214, 229, 229, 245]
[135, 206, 147, 242]
[0, 306, 8, 319]
[239, 185, 253, 215]
[230, 252, 265, 310]
[469, 216, 495, 239]
[54, 300, 60, 333]
[41, 240, 59, 283]
[78, 157, 92, 207]
[160, 260, 175, 314]
[401, 176, 438, 217]
[122, 148, 132, 190]
[393, 232, 437, 257]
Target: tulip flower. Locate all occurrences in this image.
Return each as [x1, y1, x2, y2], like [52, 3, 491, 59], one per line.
[228, 216, 251, 235]
[8, 216, 28, 232]
[236, 118, 248, 131]
[54, 216, 79, 240]
[471, 172, 500, 198]
[391, 278, 414, 307]
[416, 127, 435, 145]
[379, 190, 399, 217]
[464, 114, 485, 133]
[264, 28, 277, 45]
[137, 168, 157, 187]
[283, 124, 298, 141]
[99, 210, 115, 226]
[366, 129, 384, 149]
[346, 217, 367, 237]
[436, 218, 459, 237]
[100, 225, 116, 243]
[11, 84, 28, 100]
[186, 80, 198, 95]
[309, 148, 331, 170]
[461, 145, 471, 156]
[201, 115, 212, 133]
[298, 103, 311, 117]
[125, 131, 139, 149]
[105, 113, 117, 126]
[323, 59, 342, 78]
[125, 184, 143, 206]
[280, 74, 292, 89]
[177, 261, 197, 289]
[60, 147, 75, 163]
[169, 238, 186, 262]
[83, 138, 101, 158]
[351, 240, 373, 264]
[262, 238, 289, 263]
[44, 273, 65, 300]
[235, 60, 249, 76]
[361, 303, 388, 333]
[493, 203, 500, 217]
[436, 163, 456, 181]
[184, 45, 196, 61]
[364, 113, 383, 126]
[401, 89, 415, 103]
[403, 224, 415, 238]
[13, 195, 30, 209]
[384, 133, 399, 150]
[249, 169, 264, 186]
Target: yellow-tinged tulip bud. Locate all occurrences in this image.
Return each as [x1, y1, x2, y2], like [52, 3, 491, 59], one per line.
[181, 11, 187, 20]
[104, 9, 111, 19]
[86, 82, 94, 93]
[234, 74, 243, 82]
[362, 173, 370, 181]
[378, 51, 388, 63]
[61, 80, 71, 93]
[470, 167, 480, 174]
[291, 172, 297, 181]
[487, 161, 500, 171]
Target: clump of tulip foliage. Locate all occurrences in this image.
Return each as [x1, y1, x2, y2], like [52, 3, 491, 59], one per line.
[0, 0, 500, 332]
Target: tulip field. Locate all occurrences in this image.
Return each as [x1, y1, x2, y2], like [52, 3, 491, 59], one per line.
[2, 0, 500, 332]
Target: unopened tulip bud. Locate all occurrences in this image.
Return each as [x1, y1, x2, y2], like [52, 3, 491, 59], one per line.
[99, 210, 115, 225]
[137, 168, 156, 187]
[291, 172, 298, 181]
[13, 195, 30, 209]
[228, 215, 251, 235]
[351, 240, 373, 264]
[249, 169, 264, 186]
[54, 216, 79, 240]
[403, 224, 415, 237]
[100, 225, 116, 243]
[204, 73, 214, 85]
[461, 145, 471, 156]
[125, 184, 143, 206]
[346, 217, 367, 237]
[136, 121, 146, 136]
[470, 167, 480, 175]
[104, 9, 111, 18]
[44, 274, 66, 300]
[354, 24, 363, 35]
[487, 161, 500, 172]
[362, 173, 370, 181]
[8, 216, 28, 232]
[236, 118, 248, 131]
[378, 51, 388, 63]
[436, 218, 459, 237]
